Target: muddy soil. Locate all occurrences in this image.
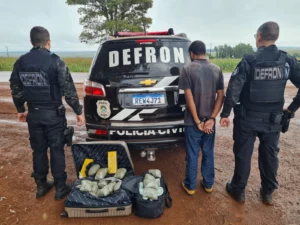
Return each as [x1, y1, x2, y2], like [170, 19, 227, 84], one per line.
[0, 83, 299, 225]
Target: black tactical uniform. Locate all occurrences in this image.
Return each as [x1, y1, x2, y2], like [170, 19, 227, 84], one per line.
[10, 46, 82, 198]
[221, 45, 300, 201]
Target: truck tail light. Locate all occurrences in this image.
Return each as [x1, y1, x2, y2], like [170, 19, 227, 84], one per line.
[114, 28, 174, 37]
[84, 79, 106, 97]
[88, 129, 108, 136]
[95, 129, 108, 135]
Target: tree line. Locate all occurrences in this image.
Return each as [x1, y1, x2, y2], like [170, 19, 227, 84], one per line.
[213, 43, 254, 58]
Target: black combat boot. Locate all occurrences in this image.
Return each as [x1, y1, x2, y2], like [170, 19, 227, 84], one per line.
[35, 179, 54, 198]
[55, 183, 72, 200]
[260, 188, 273, 205]
[226, 182, 245, 203]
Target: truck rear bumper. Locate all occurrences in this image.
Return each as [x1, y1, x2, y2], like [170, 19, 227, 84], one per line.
[85, 121, 185, 149]
[86, 136, 185, 149]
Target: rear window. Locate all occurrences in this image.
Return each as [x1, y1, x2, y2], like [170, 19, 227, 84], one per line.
[90, 38, 191, 80]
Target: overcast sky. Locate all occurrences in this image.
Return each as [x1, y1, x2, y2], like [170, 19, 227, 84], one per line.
[0, 0, 299, 52]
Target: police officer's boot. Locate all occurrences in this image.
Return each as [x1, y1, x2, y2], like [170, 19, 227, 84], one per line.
[226, 182, 245, 203]
[35, 178, 54, 198]
[260, 187, 273, 205]
[55, 183, 72, 200]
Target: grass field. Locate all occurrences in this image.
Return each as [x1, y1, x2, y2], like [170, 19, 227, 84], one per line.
[0, 57, 92, 72]
[1, 57, 299, 73]
[210, 58, 241, 72]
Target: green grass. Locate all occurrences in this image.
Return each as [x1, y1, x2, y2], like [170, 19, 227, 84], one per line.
[63, 58, 92, 72]
[0, 57, 16, 71]
[0, 57, 92, 72]
[1, 57, 299, 73]
[210, 58, 241, 72]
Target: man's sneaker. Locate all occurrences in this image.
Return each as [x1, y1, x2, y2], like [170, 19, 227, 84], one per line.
[201, 182, 213, 193]
[260, 188, 273, 205]
[36, 179, 54, 198]
[55, 183, 72, 200]
[226, 182, 245, 203]
[181, 182, 195, 195]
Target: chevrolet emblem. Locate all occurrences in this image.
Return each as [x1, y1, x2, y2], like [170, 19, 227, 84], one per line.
[139, 79, 157, 86]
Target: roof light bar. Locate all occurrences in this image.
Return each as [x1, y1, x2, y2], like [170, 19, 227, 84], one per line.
[136, 39, 157, 43]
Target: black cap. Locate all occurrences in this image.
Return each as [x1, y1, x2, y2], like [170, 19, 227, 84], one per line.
[188, 41, 206, 55]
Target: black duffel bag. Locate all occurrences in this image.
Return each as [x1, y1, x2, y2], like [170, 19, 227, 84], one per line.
[121, 173, 172, 219]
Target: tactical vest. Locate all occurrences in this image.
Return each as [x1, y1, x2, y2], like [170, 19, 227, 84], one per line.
[240, 51, 289, 112]
[18, 50, 62, 104]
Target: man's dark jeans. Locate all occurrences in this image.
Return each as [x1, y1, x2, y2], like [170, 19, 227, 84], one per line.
[184, 124, 215, 190]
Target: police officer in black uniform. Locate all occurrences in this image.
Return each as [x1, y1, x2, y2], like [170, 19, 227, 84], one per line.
[9, 26, 85, 200]
[219, 21, 300, 205]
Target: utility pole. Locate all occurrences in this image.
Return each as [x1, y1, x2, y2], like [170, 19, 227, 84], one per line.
[5, 46, 9, 57]
[210, 43, 212, 57]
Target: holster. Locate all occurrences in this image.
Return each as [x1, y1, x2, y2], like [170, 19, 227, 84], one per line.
[270, 112, 284, 125]
[64, 126, 74, 147]
[57, 105, 66, 116]
[57, 104, 74, 146]
[233, 104, 244, 118]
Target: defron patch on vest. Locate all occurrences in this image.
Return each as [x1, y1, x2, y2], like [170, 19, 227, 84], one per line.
[254, 67, 285, 80]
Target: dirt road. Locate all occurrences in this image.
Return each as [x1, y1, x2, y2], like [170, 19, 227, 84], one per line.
[0, 83, 300, 225]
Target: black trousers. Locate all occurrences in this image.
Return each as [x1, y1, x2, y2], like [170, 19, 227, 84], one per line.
[27, 108, 67, 184]
[231, 115, 280, 195]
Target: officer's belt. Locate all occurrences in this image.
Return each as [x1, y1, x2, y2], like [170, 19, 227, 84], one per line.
[28, 103, 62, 111]
[245, 111, 271, 120]
[28, 107, 57, 111]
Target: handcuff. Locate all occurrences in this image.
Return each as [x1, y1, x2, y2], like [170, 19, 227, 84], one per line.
[196, 117, 215, 125]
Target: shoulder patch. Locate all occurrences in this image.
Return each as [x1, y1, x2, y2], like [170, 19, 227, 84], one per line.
[285, 62, 290, 78]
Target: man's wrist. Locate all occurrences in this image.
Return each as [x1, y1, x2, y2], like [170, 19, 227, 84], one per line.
[208, 117, 216, 122]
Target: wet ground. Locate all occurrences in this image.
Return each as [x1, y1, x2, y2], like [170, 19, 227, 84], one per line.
[0, 82, 300, 225]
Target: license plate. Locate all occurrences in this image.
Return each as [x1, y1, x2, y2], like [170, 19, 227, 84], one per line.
[132, 93, 165, 105]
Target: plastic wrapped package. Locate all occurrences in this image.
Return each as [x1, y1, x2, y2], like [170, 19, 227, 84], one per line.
[114, 168, 127, 179]
[88, 164, 101, 177]
[95, 168, 108, 180]
[148, 169, 162, 178]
